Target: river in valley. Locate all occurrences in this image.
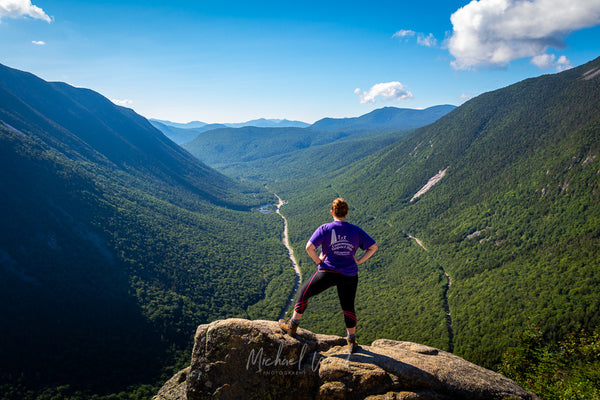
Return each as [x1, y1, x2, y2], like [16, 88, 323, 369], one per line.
[264, 194, 302, 319]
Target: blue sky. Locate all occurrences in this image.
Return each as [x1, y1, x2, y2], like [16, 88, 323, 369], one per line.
[1, 0, 599, 123]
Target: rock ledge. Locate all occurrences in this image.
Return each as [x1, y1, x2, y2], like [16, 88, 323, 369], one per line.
[154, 318, 538, 400]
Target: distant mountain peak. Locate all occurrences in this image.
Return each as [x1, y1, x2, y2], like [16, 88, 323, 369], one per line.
[309, 105, 456, 133]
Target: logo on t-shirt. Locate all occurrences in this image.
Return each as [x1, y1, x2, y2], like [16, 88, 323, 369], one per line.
[330, 229, 353, 256]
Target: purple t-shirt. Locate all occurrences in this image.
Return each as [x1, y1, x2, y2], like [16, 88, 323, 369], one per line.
[308, 220, 376, 276]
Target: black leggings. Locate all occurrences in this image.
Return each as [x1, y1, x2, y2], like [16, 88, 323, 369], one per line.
[294, 270, 358, 329]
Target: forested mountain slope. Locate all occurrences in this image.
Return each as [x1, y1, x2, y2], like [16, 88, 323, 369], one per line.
[274, 57, 600, 372]
[0, 64, 291, 397]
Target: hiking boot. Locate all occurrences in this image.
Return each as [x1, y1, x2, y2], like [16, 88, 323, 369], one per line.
[347, 336, 359, 353]
[279, 318, 298, 336]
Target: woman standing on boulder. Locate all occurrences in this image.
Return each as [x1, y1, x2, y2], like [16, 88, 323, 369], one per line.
[279, 198, 378, 353]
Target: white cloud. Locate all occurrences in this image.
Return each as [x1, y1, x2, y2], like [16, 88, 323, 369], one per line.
[31, 40, 45, 45]
[530, 53, 556, 69]
[448, 0, 600, 70]
[111, 99, 134, 107]
[417, 33, 438, 48]
[460, 93, 472, 101]
[0, 0, 52, 23]
[354, 82, 414, 104]
[555, 55, 573, 71]
[394, 29, 438, 48]
[530, 53, 572, 71]
[392, 29, 416, 38]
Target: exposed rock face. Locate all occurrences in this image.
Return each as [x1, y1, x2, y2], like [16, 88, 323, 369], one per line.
[154, 319, 538, 400]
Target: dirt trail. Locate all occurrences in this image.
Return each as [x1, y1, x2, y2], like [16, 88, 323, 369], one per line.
[408, 234, 454, 353]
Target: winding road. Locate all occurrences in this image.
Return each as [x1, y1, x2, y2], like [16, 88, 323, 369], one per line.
[273, 194, 302, 319]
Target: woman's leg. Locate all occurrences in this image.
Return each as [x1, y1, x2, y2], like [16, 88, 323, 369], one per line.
[293, 271, 336, 321]
[336, 274, 359, 352]
[281, 271, 336, 335]
[336, 274, 359, 336]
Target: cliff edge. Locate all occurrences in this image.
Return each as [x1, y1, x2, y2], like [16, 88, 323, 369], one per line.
[154, 318, 538, 400]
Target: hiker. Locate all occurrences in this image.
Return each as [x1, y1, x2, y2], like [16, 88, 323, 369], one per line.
[279, 198, 378, 353]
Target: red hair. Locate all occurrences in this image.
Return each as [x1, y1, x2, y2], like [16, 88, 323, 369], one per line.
[331, 198, 349, 218]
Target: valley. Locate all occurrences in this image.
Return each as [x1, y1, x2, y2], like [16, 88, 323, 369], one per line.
[2, 57, 600, 400]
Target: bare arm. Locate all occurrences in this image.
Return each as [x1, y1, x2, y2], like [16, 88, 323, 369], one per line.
[306, 241, 324, 265]
[355, 243, 378, 265]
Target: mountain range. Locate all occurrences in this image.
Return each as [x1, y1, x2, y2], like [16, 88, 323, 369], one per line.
[1, 56, 599, 400]
[151, 105, 456, 172]
[152, 117, 310, 130]
[149, 117, 310, 145]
